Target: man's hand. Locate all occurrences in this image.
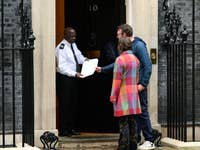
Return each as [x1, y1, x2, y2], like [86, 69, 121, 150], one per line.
[75, 73, 83, 78]
[95, 67, 102, 73]
[110, 99, 116, 104]
[138, 84, 145, 92]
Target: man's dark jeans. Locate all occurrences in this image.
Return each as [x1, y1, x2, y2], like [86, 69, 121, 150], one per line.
[136, 88, 154, 142]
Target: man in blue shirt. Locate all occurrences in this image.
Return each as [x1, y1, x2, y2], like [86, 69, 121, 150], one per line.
[96, 24, 155, 150]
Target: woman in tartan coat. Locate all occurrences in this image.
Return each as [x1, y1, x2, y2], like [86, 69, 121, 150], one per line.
[110, 38, 141, 150]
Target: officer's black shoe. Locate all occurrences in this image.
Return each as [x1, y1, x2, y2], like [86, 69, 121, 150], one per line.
[71, 129, 80, 135]
[59, 131, 72, 137]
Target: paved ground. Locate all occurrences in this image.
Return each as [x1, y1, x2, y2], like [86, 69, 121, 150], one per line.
[155, 147, 176, 150]
[58, 146, 176, 150]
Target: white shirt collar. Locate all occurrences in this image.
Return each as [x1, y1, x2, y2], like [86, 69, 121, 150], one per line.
[63, 39, 75, 47]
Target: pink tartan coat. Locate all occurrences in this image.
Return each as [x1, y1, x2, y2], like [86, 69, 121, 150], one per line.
[110, 50, 141, 117]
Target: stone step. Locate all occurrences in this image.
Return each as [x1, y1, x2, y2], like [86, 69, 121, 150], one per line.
[57, 133, 178, 150]
[57, 133, 118, 150]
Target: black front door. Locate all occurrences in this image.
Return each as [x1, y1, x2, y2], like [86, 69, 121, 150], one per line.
[65, 0, 126, 132]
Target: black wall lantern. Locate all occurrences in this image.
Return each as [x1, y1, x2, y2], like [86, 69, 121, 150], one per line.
[162, 0, 189, 44]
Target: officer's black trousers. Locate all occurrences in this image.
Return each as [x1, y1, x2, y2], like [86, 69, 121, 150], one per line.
[56, 73, 79, 134]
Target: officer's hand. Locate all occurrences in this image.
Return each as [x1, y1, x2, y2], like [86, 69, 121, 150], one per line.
[95, 67, 102, 73]
[84, 58, 90, 61]
[75, 73, 83, 78]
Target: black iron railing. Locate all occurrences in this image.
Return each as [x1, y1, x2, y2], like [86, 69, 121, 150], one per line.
[1, 0, 35, 147]
[166, 43, 200, 142]
[0, 35, 35, 147]
[161, 0, 200, 142]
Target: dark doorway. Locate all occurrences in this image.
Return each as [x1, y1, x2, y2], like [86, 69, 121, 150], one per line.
[65, 0, 126, 132]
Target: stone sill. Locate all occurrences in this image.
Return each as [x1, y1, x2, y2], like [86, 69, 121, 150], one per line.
[162, 137, 200, 150]
[0, 143, 40, 150]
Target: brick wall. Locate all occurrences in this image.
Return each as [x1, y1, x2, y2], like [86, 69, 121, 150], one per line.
[158, 0, 200, 123]
[0, 0, 31, 131]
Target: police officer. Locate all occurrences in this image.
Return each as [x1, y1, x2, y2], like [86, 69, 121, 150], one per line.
[56, 27, 87, 136]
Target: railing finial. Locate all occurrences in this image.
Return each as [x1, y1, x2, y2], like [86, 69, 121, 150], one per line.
[40, 131, 58, 150]
[162, 0, 189, 44]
